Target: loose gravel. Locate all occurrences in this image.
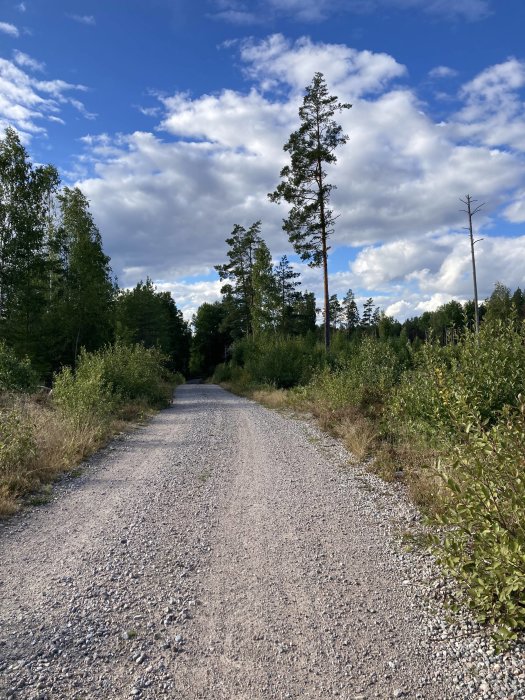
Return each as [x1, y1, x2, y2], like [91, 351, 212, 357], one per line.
[0, 384, 524, 699]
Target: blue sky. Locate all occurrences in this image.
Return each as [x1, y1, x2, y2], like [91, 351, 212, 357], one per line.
[1, 0, 524, 320]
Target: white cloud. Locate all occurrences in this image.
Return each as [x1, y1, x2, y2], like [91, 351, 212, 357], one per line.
[504, 190, 525, 223]
[267, 0, 335, 21]
[13, 50, 45, 72]
[68, 14, 96, 26]
[72, 36, 525, 319]
[0, 53, 93, 138]
[240, 34, 406, 97]
[450, 58, 525, 152]
[69, 97, 97, 120]
[212, 9, 260, 24]
[347, 233, 525, 319]
[0, 21, 19, 36]
[371, 0, 490, 21]
[428, 65, 458, 79]
[154, 279, 223, 321]
[16, 3, 26, 12]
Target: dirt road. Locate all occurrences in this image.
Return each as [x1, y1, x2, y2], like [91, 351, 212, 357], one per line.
[1, 384, 463, 699]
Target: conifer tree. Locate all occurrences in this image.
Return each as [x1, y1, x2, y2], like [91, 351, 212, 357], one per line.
[328, 294, 342, 331]
[342, 288, 359, 335]
[274, 255, 301, 334]
[269, 73, 351, 350]
[252, 241, 279, 335]
[361, 298, 375, 328]
[215, 221, 263, 336]
[56, 187, 116, 366]
[116, 278, 190, 374]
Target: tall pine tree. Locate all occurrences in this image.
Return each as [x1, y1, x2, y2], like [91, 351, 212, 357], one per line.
[269, 73, 351, 350]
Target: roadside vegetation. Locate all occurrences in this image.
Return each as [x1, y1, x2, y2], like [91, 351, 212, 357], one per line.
[0, 342, 183, 516]
[0, 128, 189, 516]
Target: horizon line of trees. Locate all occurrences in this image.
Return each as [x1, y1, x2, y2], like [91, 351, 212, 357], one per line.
[190, 210, 525, 376]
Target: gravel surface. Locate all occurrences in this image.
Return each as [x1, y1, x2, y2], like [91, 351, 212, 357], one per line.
[0, 383, 524, 699]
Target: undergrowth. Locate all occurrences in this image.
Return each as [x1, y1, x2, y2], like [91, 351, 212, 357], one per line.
[0, 343, 184, 516]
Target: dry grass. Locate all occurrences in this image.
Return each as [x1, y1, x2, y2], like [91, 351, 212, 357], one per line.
[372, 441, 446, 513]
[0, 393, 156, 518]
[336, 415, 378, 461]
[251, 388, 291, 410]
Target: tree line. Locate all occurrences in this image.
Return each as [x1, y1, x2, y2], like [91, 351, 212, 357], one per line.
[0, 127, 191, 382]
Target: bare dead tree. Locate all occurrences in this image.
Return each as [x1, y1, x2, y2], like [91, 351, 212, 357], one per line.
[460, 194, 484, 334]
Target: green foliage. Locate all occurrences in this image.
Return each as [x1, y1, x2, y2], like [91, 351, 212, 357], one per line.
[190, 301, 229, 377]
[268, 72, 351, 268]
[215, 221, 263, 338]
[484, 282, 513, 326]
[0, 127, 60, 370]
[212, 363, 254, 393]
[53, 355, 116, 431]
[51, 187, 116, 371]
[268, 72, 351, 348]
[53, 343, 175, 430]
[427, 400, 525, 641]
[389, 321, 525, 446]
[307, 336, 402, 410]
[116, 278, 190, 375]
[97, 343, 174, 407]
[232, 335, 326, 389]
[0, 404, 35, 480]
[0, 342, 37, 392]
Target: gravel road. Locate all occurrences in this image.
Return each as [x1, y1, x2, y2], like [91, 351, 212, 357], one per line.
[0, 384, 523, 699]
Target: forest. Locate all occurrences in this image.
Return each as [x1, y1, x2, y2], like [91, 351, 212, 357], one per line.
[1, 71, 525, 644]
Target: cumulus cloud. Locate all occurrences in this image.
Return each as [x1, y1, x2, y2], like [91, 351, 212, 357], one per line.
[348, 233, 525, 319]
[239, 34, 407, 97]
[0, 53, 94, 138]
[73, 35, 525, 319]
[450, 58, 525, 151]
[0, 21, 19, 36]
[154, 279, 224, 320]
[504, 190, 525, 223]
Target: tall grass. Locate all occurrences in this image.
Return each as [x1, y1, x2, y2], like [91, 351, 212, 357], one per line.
[0, 343, 183, 516]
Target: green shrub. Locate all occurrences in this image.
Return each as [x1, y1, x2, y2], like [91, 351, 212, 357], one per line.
[212, 363, 232, 383]
[388, 321, 525, 447]
[307, 337, 402, 411]
[53, 343, 175, 430]
[0, 403, 35, 483]
[0, 342, 37, 392]
[236, 335, 325, 389]
[52, 355, 116, 431]
[427, 399, 525, 641]
[97, 342, 173, 407]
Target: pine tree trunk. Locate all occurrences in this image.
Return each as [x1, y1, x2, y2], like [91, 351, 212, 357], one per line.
[322, 233, 330, 350]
